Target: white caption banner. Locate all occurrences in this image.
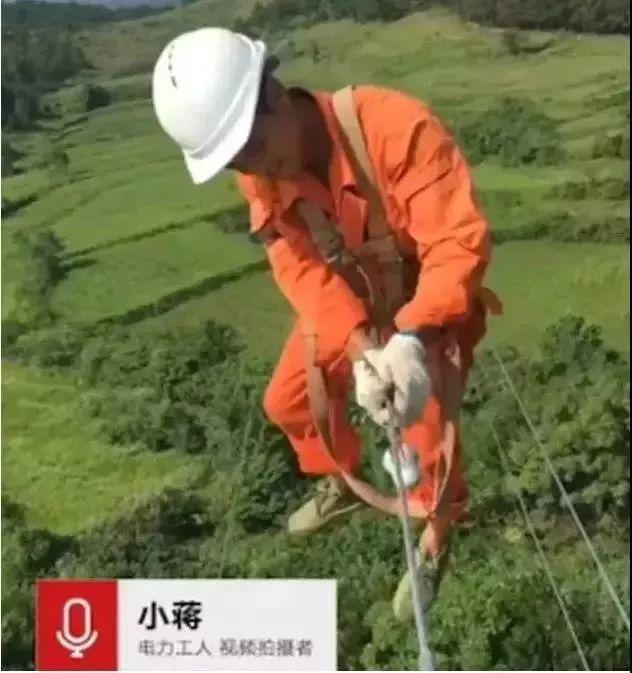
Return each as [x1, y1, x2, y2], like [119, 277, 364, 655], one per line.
[117, 579, 337, 671]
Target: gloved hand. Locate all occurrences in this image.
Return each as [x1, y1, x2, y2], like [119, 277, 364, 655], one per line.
[353, 333, 431, 429]
[380, 333, 431, 428]
[352, 347, 392, 427]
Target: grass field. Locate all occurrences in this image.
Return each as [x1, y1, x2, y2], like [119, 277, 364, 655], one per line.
[1, 362, 205, 535]
[2, 5, 629, 531]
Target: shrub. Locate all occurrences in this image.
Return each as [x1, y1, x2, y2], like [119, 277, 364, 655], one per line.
[1, 498, 70, 671]
[83, 84, 111, 111]
[7, 323, 95, 368]
[464, 316, 629, 523]
[501, 29, 554, 55]
[7, 229, 66, 329]
[2, 27, 91, 128]
[57, 490, 214, 579]
[44, 141, 70, 185]
[2, 315, 629, 671]
[1, 136, 22, 176]
[551, 175, 629, 201]
[78, 321, 242, 389]
[593, 130, 630, 159]
[455, 97, 563, 166]
[77, 322, 246, 453]
[212, 204, 250, 235]
[456, 0, 629, 34]
[493, 212, 630, 244]
[235, 0, 629, 34]
[1, 319, 28, 350]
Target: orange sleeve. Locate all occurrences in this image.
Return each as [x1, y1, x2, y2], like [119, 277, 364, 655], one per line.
[382, 106, 492, 332]
[235, 175, 369, 365]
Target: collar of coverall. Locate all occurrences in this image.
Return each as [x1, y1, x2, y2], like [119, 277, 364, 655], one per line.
[270, 87, 359, 215]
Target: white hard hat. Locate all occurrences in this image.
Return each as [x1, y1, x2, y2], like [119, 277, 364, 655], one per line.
[152, 27, 267, 185]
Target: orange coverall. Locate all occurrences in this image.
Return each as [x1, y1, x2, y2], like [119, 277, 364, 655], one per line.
[237, 86, 493, 521]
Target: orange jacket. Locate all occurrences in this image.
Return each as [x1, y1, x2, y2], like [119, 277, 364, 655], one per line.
[237, 86, 492, 365]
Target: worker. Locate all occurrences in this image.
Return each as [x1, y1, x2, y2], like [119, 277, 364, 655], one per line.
[152, 27, 500, 620]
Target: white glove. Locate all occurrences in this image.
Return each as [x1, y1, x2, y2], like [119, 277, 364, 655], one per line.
[352, 347, 391, 427]
[352, 334, 431, 429]
[378, 333, 432, 428]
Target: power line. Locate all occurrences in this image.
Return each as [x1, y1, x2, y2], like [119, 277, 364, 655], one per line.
[385, 414, 435, 671]
[487, 420, 591, 671]
[485, 348, 630, 632]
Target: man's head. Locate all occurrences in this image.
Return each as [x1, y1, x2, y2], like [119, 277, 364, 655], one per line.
[226, 62, 303, 179]
[152, 28, 303, 184]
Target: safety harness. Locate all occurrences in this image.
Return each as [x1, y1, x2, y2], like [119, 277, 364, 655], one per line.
[293, 85, 500, 519]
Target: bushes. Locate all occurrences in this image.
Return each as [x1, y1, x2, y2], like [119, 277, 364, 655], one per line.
[6, 229, 66, 330]
[456, 0, 629, 34]
[83, 84, 111, 112]
[2, 27, 91, 128]
[57, 490, 215, 579]
[41, 319, 243, 453]
[2, 315, 629, 670]
[455, 97, 563, 166]
[84, 348, 308, 530]
[493, 212, 630, 244]
[44, 140, 70, 185]
[2, 0, 170, 27]
[212, 204, 250, 235]
[0, 490, 212, 670]
[1, 136, 22, 176]
[501, 29, 555, 55]
[1, 498, 70, 671]
[464, 316, 629, 523]
[593, 129, 630, 159]
[6, 323, 95, 368]
[232, 0, 629, 34]
[429, 533, 629, 670]
[234, 0, 423, 33]
[79, 321, 241, 389]
[550, 175, 629, 201]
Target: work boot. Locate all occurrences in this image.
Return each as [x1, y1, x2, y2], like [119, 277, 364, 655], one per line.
[392, 533, 452, 622]
[288, 476, 363, 535]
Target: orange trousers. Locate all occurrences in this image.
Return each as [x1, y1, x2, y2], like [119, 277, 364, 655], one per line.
[264, 304, 487, 522]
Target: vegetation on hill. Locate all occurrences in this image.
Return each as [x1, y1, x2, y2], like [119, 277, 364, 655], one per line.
[234, 0, 630, 35]
[1, 27, 90, 129]
[1, 0, 174, 27]
[1, 0, 629, 669]
[2, 315, 630, 670]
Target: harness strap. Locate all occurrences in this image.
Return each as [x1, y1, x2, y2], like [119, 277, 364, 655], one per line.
[331, 85, 405, 329]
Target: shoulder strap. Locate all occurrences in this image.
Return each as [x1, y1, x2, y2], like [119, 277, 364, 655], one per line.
[332, 85, 405, 331]
[331, 86, 390, 241]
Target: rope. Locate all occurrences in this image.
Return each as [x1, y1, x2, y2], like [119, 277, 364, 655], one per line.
[385, 405, 435, 671]
[488, 347, 630, 631]
[487, 420, 591, 670]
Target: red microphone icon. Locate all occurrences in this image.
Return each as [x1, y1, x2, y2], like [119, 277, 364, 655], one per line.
[55, 597, 99, 659]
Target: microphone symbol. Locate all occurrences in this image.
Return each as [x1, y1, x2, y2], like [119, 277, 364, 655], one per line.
[56, 597, 99, 658]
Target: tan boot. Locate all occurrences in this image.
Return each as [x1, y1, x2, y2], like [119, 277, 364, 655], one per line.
[288, 476, 363, 535]
[392, 531, 452, 622]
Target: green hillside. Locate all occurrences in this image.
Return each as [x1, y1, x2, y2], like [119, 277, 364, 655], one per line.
[1, 1, 629, 669]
